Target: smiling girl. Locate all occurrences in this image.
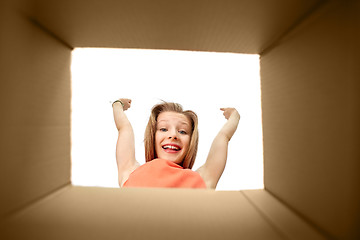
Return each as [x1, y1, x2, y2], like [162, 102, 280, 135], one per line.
[112, 99, 240, 189]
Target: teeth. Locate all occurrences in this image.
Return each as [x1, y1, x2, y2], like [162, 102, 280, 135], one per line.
[163, 145, 179, 150]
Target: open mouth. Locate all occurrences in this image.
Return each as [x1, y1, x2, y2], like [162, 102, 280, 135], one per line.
[162, 144, 181, 152]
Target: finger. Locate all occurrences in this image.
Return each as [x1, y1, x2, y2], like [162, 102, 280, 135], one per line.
[121, 99, 131, 106]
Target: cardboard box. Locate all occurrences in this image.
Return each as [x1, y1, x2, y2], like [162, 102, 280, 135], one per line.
[1, 0, 359, 239]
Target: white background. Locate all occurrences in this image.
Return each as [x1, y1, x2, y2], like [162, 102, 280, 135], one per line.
[71, 48, 263, 190]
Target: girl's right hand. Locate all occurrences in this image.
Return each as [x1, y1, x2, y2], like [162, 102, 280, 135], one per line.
[119, 98, 132, 111]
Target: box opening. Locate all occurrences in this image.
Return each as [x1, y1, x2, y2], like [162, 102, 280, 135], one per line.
[71, 48, 263, 190]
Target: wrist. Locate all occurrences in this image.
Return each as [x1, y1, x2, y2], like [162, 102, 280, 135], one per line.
[234, 111, 240, 121]
[230, 110, 240, 121]
[112, 100, 124, 108]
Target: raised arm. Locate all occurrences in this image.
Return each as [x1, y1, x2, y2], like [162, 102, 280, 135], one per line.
[196, 108, 240, 189]
[112, 98, 139, 187]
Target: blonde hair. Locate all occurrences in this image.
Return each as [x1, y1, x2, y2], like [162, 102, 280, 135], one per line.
[144, 102, 199, 169]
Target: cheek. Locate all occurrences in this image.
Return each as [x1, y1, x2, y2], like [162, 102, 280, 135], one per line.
[154, 134, 160, 147]
[154, 132, 164, 149]
[154, 135, 161, 156]
[155, 131, 163, 142]
[183, 136, 191, 148]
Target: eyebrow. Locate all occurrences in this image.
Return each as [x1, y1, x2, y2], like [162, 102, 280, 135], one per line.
[157, 120, 190, 127]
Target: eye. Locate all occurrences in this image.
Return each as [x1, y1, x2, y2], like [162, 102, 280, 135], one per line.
[179, 130, 187, 135]
[159, 128, 167, 132]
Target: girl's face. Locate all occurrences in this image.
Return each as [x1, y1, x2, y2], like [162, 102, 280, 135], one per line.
[155, 111, 192, 165]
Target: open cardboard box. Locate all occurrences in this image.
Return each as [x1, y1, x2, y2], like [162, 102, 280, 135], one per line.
[1, 0, 359, 239]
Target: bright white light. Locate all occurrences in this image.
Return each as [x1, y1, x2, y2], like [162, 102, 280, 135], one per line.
[71, 48, 263, 190]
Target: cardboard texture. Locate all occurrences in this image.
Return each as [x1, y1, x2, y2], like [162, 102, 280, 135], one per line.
[1, 0, 359, 239]
[243, 190, 326, 240]
[30, 0, 324, 54]
[0, 0, 71, 220]
[2, 187, 283, 240]
[261, 0, 360, 239]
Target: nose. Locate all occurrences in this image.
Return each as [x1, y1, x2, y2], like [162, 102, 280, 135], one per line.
[168, 129, 178, 140]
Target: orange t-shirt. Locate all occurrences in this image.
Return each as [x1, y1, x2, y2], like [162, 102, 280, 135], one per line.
[122, 158, 206, 189]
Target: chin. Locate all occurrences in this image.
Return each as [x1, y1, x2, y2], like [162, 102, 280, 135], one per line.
[162, 155, 183, 165]
[167, 157, 182, 164]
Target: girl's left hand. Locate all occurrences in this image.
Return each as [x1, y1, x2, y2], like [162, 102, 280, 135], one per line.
[220, 108, 239, 120]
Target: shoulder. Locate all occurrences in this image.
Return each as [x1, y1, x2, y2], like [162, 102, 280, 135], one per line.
[119, 161, 141, 187]
[196, 166, 217, 189]
[120, 159, 161, 187]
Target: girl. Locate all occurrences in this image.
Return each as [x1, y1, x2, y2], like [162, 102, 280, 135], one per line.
[112, 98, 240, 189]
